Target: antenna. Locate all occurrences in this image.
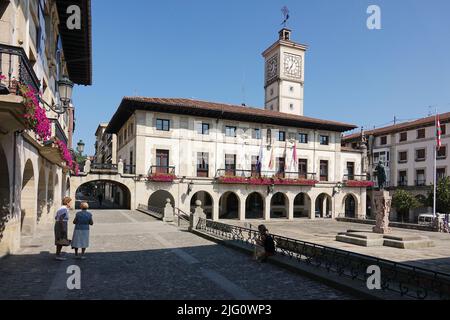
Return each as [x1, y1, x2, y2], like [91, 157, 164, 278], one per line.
[281, 6, 290, 27]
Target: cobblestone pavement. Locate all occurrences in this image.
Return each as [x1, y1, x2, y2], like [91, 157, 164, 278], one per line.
[0, 210, 354, 300]
[228, 219, 450, 274]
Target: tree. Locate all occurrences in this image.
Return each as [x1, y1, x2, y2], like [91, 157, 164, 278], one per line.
[427, 177, 450, 214]
[392, 190, 420, 223]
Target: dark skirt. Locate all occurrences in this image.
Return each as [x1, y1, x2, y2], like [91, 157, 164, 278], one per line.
[54, 221, 68, 246]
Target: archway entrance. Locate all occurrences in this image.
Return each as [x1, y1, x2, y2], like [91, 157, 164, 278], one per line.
[0, 144, 10, 241]
[190, 191, 213, 219]
[76, 181, 131, 210]
[36, 167, 46, 223]
[148, 190, 175, 210]
[246, 193, 264, 219]
[21, 160, 36, 235]
[294, 193, 311, 218]
[271, 193, 288, 219]
[344, 194, 357, 218]
[219, 192, 239, 220]
[315, 193, 332, 218]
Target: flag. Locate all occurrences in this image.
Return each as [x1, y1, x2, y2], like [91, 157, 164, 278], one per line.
[437, 114, 442, 151]
[268, 147, 275, 170]
[283, 142, 288, 171]
[292, 141, 298, 167]
[256, 144, 263, 173]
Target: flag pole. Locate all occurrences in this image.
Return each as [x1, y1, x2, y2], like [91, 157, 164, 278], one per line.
[434, 108, 438, 218]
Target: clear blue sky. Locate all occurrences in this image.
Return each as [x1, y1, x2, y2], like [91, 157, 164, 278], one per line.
[73, 0, 450, 155]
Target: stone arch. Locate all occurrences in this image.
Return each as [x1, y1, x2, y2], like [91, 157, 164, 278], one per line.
[37, 167, 47, 223]
[21, 160, 36, 235]
[190, 191, 213, 219]
[294, 193, 311, 218]
[271, 192, 289, 219]
[315, 193, 332, 218]
[219, 192, 240, 220]
[0, 143, 11, 242]
[343, 193, 358, 218]
[76, 180, 132, 210]
[148, 190, 175, 210]
[246, 192, 265, 220]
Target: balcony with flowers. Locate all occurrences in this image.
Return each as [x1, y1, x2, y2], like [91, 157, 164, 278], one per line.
[343, 174, 375, 188]
[148, 166, 177, 182]
[216, 169, 318, 186]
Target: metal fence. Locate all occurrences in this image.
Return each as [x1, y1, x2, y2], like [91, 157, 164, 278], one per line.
[196, 218, 450, 300]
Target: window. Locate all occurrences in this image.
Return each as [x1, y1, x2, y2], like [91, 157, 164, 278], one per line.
[437, 168, 447, 181]
[276, 157, 286, 177]
[156, 150, 170, 173]
[320, 160, 329, 182]
[320, 135, 329, 146]
[299, 159, 308, 179]
[197, 153, 209, 177]
[278, 131, 286, 142]
[416, 170, 426, 186]
[346, 162, 355, 180]
[398, 171, 408, 186]
[197, 123, 210, 135]
[442, 124, 447, 135]
[298, 133, 308, 144]
[398, 151, 408, 163]
[417, 129, 426, 139]
[251, 156, 260, 176]
[437, 146, 447, 159]
[289, 104, 294, 110]
[380, 136, 387, 145]
[290, 86, 294, 92]
[225, 154, 236, 176]
[267, 129, 272, 144]
[399, 132, 407, 142]
[156, 119, 170, 131]
[252, 128, 262, 140]
[416, 149, 426, 161]
[225, 126, 237, 137]
[129, 123, 134, 136]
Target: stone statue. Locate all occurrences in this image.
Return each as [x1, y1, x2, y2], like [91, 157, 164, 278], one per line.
[375, 162, 387, 190]
[373, 190, 392, 234]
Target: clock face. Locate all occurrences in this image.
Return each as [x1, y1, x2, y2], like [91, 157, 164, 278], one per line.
[284, 53, 302, 79]
[266, 55, 278, 83]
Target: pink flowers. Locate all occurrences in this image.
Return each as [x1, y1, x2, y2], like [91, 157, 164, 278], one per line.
[56, 139, 73, 167]
[273, 179, 318, 186]
[148, 173, 176, 182]
[345, 180, 375, 188]
[218, 176, 249, 184]
[217, 175, 318, 186]
[0, 74, 6, 81]
[19, 84, 51, 142]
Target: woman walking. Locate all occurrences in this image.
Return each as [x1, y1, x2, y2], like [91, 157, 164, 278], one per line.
[55, 197, 72, 261]
[72, 202, 94, 259]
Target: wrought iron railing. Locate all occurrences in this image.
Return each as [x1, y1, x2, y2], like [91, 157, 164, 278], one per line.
[343, 174, 370, 181]
[215, 169, 317, 181]
[196, 218, 450, 300]
[0, 44, 40, 94]
[174, 207, 191, 227]
[91, 163, 118, 172]
[124, 165, 136, 175]
[137, 204, 164, 220]
[150, 166, 176, 175]
[415, 180, 427, 187]
[49, 118, 68, 144]
[398, 180, 408, 187]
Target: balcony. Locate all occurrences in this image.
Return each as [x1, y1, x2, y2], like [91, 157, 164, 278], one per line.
[415, 179, 427, 187]
[343, 174, 375, 188]
[49, 118, 68, 145]
[398, 180, 408, 187]
[91, 163, 119, 175]
[216, 169, 318, 186]
[148, 166, 176, 182]
[0, 44, 40, 132]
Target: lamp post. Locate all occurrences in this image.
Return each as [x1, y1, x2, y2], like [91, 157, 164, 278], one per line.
[76, 140, 85, 156]
[39, 76, 74, 114]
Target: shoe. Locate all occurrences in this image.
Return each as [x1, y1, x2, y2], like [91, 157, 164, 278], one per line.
[55, 256, 67, 261]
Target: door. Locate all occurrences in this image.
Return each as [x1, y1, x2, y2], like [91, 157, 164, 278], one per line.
[156, 150, 169, 174]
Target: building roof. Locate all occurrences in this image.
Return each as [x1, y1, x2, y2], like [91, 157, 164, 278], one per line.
[105, 97, 357, 134]
[343, 112, 450, 142]
[56, 0, 92, 85]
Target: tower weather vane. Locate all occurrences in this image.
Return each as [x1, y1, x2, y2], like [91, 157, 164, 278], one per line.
[281, 6, 290, 27]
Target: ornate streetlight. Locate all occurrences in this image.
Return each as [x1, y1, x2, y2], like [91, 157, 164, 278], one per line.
[76, 140, 85, 155]
[39, 76, 74, 114]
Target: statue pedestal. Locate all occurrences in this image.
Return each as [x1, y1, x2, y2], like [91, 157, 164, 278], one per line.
[373, 190, 392, 235]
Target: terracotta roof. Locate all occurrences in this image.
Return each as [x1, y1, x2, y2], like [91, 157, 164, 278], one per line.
[343, 112, 450, 142]
[105, 97, 357, 134]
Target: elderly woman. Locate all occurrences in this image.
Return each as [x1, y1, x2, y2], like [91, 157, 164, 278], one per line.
[55, 197, 72, 261]
[72, 202, 94, 259]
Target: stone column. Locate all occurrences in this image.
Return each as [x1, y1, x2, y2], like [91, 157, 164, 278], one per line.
[264, 195, 271, 221]
[373, 190, 392, 234]
[288, 197, 294, 220]
[239, 196, 246, 221]
[212, 200, 219, 221]
[322, 197, 327, 218]
[163, 198, 174, 223]
[310, 198, 316, 220]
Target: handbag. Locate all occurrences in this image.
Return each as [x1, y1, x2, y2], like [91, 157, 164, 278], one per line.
[56, 238, 71, 246]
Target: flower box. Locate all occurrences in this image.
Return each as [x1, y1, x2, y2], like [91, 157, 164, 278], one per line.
[149, 174, 176, 182]
[345, 180, 375, 188]
[217, 176, 249, 184]
[248, 177, 273, 186]
[273, 179, 318, 186]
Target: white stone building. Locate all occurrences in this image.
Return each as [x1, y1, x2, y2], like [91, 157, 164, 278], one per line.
[93, 28, 372, 222]
[343, 112, 449, 222]
[0, 0, 92, 257]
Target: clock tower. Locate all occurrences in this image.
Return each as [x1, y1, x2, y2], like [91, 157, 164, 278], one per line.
[263, 28, 308, 116]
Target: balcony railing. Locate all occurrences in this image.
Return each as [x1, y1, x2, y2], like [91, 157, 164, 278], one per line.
[343, 174, 375, 188]
[49, 118, 68, 145]
[216, 169, 318, 186]
[91, 163, 118, 174]
[124, 165, 136, 175]
[0, 44, 40, 94]
[148, 166, 177, 182]
[398, 180, 408, 187]
[415, 179, 427, 187]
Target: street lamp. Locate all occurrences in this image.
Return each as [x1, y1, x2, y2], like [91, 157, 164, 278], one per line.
[76, 140, 85, 155]
[39, 76, 74, 115]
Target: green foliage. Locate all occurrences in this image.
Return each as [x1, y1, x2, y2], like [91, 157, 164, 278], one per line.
[427, 177, 450, 214]
[392, 189, 420, 215]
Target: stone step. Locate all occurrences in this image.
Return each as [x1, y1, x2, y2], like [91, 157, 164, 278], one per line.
[383, 238, 435, 249]
[336, 234, 384, 247]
